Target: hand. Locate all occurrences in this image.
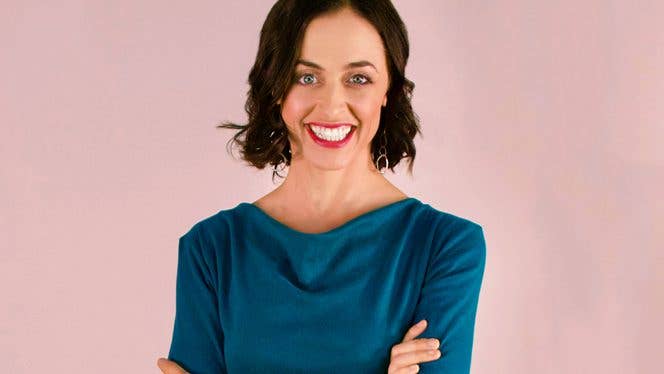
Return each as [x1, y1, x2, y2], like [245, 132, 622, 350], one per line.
[387, 319, 441, 373]
[156, 357, 188, 374]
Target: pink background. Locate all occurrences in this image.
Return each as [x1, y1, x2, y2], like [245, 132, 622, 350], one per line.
[2, 1, 662, 373]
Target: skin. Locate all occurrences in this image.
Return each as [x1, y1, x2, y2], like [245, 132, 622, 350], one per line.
[158, 6, 442, 372]
[254, 6, 408, 233]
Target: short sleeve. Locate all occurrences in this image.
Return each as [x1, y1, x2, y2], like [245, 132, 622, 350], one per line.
[412, 222, 487, 373]
[167, 226, 227, 374]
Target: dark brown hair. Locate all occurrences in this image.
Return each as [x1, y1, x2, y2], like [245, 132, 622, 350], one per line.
[217, 0, 422, 182]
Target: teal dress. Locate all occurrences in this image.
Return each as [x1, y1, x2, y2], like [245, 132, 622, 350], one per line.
[167, 197, 486, 373]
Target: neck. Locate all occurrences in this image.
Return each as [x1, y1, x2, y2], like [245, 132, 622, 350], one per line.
[273, 151, 394, 215]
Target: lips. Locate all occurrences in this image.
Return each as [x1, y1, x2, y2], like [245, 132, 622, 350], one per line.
[306, 121, 356, 129]
[305, 123, 356, 148]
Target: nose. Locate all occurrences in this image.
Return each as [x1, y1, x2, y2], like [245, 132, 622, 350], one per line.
[316, 80, 348, 118]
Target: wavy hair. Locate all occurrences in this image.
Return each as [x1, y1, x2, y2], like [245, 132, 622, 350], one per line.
[217, 0, 422, 182]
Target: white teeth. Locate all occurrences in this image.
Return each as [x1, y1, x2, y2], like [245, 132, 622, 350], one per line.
[310, 125, 352, 141]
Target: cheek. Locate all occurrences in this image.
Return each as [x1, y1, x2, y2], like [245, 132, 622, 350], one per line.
[352, 95, 384, 123]
[281, 89, 311, 127]
[280, 87, 384, 126]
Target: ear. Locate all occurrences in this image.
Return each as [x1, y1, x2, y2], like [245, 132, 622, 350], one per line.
[382, 95, 387, 107]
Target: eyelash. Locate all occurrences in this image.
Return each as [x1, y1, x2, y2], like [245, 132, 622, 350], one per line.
[295, 73, 373, 86]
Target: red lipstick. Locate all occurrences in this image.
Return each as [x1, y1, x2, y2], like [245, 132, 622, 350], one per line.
[305, 122, 356, 148]
[306, 122, 355, 129]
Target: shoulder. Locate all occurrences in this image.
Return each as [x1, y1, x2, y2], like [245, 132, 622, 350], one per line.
[417, 201, 486, 259]
[416, 200, 483, 231]
[178, 203, 246, 254]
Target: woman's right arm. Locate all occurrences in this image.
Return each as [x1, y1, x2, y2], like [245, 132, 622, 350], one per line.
[165, 226, 227, 373]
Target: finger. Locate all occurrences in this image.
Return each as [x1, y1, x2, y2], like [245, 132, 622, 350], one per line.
[392, 364, 420, 374]
[157, 357, 188, 374]
[401, 319, 428, 342]
[390, 348, 442, 369]
[392, 336, 440, 357]
[157, 358, 187, 373]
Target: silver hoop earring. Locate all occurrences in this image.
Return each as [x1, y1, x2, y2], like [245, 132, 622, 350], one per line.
[374, 128, 388, 174]
[273, 150, 288, 178]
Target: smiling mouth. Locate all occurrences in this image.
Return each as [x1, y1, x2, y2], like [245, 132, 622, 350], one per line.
[305, 123, 356, 147]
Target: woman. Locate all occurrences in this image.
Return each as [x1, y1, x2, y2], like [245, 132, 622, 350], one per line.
[158, 1, 486, 373]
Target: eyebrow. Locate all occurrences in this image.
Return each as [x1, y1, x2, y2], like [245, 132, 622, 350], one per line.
[296, 59, 378, 73]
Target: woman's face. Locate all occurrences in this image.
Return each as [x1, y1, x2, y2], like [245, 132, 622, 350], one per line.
[278, 7, 390, 171]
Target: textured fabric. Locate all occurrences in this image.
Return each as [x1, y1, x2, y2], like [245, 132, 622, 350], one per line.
[167, 197, 486, 373]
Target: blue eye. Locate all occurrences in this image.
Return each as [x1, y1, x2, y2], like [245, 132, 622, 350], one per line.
[298, 73, 317, 85]
[295, 73, 373, 86]
[350, 74, 372, 85]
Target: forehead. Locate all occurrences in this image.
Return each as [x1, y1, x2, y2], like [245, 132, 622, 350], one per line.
[299, 7, 387, 70]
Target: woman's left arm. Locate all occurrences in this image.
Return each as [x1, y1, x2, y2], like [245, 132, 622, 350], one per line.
[410, 222, 487, 373]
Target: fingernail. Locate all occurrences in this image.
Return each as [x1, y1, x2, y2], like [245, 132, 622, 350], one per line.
[419, 319, 427, 326]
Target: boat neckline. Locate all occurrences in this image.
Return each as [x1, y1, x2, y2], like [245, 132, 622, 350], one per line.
[238, 197, 419, 237]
